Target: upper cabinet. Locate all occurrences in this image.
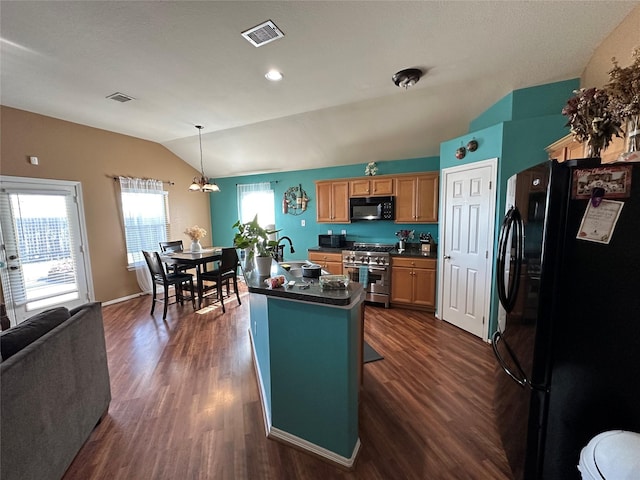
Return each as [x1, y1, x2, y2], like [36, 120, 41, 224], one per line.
[316, 180, 350, 223]
[394, 173, 439, 223]
[349, 177, 394, 197]
[316, 171, 439, 224]
[546, 133, 625, 164]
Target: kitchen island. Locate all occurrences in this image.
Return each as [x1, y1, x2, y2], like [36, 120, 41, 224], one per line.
[244, 261, 365, 468]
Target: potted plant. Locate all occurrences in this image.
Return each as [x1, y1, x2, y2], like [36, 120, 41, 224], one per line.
[395, 229, 414, 252]
[561, 87, 622, 158]
[184, 225, 207, 252]
[606, 47, 640, 159]
[232, 214, 279, 275]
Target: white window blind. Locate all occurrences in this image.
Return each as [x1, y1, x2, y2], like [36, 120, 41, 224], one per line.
[237, 182, 275, 226]
[118, 177, 168, 268]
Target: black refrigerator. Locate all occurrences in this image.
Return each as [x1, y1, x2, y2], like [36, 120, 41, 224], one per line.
[492, 158, 640, 479]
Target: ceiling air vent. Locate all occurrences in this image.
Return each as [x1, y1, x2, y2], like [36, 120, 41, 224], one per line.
[241, 20, 284, 47]
[106, 92, 135, 103]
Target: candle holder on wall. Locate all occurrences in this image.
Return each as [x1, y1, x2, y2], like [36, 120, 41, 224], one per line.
[283, 184, 309, 215]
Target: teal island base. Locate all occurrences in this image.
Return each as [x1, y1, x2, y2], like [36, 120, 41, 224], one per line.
[247, 280, 364, 468]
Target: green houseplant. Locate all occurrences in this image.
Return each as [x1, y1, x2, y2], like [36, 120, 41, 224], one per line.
[232, 215, 279, 274]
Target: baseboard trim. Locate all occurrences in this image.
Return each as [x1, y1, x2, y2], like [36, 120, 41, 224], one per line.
[248, 328, 272, 432]
[102, 292, 146, 306]
[268, 427, 361, 469]
[247, 328, 360, 469]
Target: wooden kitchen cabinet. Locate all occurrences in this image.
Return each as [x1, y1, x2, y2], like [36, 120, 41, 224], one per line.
[546, 133, 624, 164]
[390, 256, 436, 310]
[349, 177, 394, 197]
[308, 251, 344, 275]
[394, 173, 439, 223]
[316, 180, 350, 223]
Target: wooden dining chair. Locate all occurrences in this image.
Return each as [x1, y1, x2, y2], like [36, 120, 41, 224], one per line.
[199, 247, 241, 313]
[159, 240, 190, 274]
[142, 250, 196, 320]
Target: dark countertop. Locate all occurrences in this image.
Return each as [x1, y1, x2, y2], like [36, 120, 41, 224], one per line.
[390, 247, 438, 259]
[307, 247, 345, 253]
[243, 260, 364, 307]
[307, 245, 438, 259]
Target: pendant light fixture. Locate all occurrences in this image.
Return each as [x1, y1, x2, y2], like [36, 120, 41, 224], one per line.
[189, 125, 220, 193]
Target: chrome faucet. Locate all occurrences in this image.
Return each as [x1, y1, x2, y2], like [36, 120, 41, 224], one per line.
[273, 236, 295, 262]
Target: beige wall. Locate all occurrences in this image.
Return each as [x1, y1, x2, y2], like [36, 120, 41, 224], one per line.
[0, 106, 212, 302]
[582, 4, 640, 88]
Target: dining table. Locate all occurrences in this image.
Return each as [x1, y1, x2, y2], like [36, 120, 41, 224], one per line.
[160, 247, 224, 308]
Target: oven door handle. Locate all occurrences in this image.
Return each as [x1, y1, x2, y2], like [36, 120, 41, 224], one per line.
[368, 266, 387, 271]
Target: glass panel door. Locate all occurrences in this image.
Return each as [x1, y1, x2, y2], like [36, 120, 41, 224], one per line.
[0, 178, 92, 325]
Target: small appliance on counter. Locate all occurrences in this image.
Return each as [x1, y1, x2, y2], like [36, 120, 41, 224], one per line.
[318, 234, 346, 248]
[301, 263, 322, 278]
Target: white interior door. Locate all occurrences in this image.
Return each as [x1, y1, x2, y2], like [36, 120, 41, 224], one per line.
[0, 176, 94, 325]
[439, 159, 497, 339]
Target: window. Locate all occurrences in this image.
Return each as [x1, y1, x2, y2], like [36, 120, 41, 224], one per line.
[237, 182, 275, 227]
[0, 176, 93, 324]
[118, 177, 168, 268]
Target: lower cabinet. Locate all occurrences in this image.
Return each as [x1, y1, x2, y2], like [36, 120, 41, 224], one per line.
[390, 257, 436, 310]
[308, 251, 344, 275]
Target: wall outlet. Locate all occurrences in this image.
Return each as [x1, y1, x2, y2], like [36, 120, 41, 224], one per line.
[29, 156, 39, 165]
[341, 229, 347, 235]
[327, 229, 333, 235]
[301, 219, 305, 227]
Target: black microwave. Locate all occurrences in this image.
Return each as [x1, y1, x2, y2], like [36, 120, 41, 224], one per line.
[318, 234, 346, 248]
[349, 196, 394, 221]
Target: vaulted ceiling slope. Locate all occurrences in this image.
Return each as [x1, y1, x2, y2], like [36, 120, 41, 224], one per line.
[1, 1, 637, 177]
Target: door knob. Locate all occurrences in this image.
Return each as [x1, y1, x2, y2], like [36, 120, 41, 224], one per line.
[444, 255, 451, 260]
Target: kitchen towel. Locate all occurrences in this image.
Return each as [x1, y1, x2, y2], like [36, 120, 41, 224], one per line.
[359, 265, 368, 286]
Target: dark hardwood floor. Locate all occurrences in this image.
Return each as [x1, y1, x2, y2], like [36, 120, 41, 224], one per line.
[63, 283, 512, 480]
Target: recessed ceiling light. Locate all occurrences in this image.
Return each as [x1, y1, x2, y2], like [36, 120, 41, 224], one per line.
[265, 70, 283, 81]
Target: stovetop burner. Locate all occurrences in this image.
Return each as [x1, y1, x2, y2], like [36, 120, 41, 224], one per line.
[350, 243, 395, 253]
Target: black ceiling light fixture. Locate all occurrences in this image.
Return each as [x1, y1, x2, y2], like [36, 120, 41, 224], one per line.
[392, 68, 423, 89]
[189, 125, 220, 193]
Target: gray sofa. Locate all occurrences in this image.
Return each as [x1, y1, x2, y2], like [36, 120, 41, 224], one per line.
[1, 302, 111, 480]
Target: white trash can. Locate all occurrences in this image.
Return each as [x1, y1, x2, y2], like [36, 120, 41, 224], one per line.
[578, 430, 640, 479]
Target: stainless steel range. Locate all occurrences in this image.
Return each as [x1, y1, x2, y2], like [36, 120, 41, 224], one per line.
[342, 242, 394, 308]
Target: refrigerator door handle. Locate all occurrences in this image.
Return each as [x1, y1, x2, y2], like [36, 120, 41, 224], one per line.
[492, 330, 528, 388]
[497, 206, 524, 313]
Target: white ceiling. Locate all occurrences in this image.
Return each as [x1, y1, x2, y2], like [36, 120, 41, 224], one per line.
[1, 1, 637, 178]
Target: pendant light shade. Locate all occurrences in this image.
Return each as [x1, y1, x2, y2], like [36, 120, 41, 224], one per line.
[189, 125, 220, 192]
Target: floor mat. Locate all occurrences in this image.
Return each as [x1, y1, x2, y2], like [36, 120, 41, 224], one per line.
[364, 341, 383, 363]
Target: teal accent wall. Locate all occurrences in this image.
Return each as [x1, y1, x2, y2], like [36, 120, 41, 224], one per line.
[440, 124, 504, 171]
[209, 156, 440, 259]
[510, 79, 579, 121]
[441, 79, 579, 337]
[469, 95, 513, 131]
[469, 78, 579, 131]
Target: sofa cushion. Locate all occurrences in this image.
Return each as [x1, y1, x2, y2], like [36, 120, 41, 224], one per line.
[0, 307, 70, 360]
